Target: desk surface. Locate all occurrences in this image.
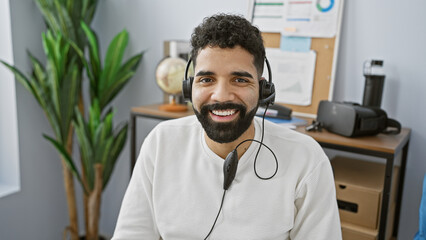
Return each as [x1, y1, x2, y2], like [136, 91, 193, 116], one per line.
[132, 104, 194, 119]
[131, 104, 411, 155]
[296, 126, 411, 155]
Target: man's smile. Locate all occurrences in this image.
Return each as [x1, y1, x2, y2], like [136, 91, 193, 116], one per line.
[209, 109, 239, 122]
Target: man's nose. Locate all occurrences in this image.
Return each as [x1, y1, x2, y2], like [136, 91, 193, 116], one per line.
[211, 81, 235, 102]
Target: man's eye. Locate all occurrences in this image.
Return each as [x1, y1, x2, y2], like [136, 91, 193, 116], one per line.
[200, 78, 213, 83]
[235, 78, 248, 83]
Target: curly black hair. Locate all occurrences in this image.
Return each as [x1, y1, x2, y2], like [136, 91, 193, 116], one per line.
[190, 13, 265, 76]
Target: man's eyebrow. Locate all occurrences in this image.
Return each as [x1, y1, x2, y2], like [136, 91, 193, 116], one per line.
[195, 71, 215, 77]
[195, 70, 254, 79]
[232, 71, 254, 79]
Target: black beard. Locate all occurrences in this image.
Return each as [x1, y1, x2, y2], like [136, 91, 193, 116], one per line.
[193, 102, 258, 143]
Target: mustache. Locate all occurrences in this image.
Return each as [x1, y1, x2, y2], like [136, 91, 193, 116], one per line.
[200, 102, 247, 116]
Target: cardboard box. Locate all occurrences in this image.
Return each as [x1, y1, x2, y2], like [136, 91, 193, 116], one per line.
[331, 156, 399, 230]
[341, 203, 396, 240]
[341, 221, 378, 240]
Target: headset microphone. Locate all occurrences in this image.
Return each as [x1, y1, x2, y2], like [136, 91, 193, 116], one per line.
[223, 150, 238, 190]
[222, 128, 279, 191]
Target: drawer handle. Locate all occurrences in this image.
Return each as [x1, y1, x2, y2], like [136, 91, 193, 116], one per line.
[337, 200, 358, 213]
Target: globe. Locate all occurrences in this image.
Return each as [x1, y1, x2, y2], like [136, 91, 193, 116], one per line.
[155, 57, 192, 111]
[156, 57, 188, 95]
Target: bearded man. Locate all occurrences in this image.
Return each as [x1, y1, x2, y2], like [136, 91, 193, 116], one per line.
[113, 13, 341, 240]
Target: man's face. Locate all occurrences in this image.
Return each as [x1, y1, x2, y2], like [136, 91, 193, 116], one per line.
[192, 46, 260, 143]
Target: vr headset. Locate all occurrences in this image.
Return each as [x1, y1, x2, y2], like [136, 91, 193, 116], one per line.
[309, 100, 401, 137]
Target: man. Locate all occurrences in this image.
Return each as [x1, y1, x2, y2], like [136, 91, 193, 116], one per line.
[113, 14, 341, 239]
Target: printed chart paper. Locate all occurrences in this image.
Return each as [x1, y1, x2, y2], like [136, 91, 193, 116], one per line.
[281, 0, 340, 37]
[265, 48, 317, 106]
[252, 0, 285, 33]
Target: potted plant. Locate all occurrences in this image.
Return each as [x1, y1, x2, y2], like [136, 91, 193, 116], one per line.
[1, 1, 143, 239]
[48, 22, 144, 240]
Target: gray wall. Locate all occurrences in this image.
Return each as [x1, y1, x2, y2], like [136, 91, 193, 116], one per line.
[335, 1, 426, 238]
[1, 0, 425, 239]
[0, 1, 70, 239]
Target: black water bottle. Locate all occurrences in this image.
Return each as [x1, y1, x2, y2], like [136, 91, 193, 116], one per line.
[362, 59, 385, 108]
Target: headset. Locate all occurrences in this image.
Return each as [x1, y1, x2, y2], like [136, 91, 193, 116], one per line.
[182, 57, 276, 106]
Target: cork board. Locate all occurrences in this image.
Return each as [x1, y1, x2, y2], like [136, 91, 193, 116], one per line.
[262, 33, 338, 116]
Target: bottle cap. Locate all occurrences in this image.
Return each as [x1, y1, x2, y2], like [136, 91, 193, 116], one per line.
[363, 59, 385, 76]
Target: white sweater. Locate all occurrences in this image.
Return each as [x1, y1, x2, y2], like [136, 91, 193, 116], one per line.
[113, 116, 342, 240]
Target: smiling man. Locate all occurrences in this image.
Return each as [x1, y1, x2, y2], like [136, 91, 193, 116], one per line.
[192, 46, 260, 158]
[113, 14, 341, 240]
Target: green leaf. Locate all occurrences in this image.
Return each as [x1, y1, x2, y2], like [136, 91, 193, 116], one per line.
[103, 123, 128, 188]
[99, 137, 113, 166]
[103, 110, 114, 134]
[99, 30, 129, 93]
[27, 51, 47, 87]
[0, 61, 38, 102]
[1, 59, 62, 140]
[58, 38, 71, 81]
[53, 34, 65, 78]
[99, 71, 135, 109]
[74, 108, 95, 190]
[42, 31, 62, 123]
[26, 52, 52, 115]
[92, 123, 105, 163]
[43, 134, 88, 194]
[118, 51, 144, 74]
[81, 0, 89, 18]
[65, 0, 74, 16]
[88, 99, 101, 140]
[68, 39, 95, 85]
[98, 51, 144, 109]
[42, 31, 57, 73]
[59, 61, 80, 141]
[28, 75, 59, 134]
[67, 1, 85, 45]
[53, 0, 76, 41]
[83, 1, 99, 24]
[81, 21, 101, 81]
[36, 0, 62, 33]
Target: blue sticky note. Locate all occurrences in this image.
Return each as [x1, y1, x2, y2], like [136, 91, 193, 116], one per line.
[280, 36, 311, 52]
[265, 117, 307, 126]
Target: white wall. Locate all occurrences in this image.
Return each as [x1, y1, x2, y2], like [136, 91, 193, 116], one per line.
[1, 0, 425, 239]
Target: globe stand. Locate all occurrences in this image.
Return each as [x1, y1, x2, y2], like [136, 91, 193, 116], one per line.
[159, 95, 188, 112]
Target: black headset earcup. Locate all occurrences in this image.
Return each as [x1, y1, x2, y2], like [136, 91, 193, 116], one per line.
[182, 77, 193, 102]
[259, 79, 275, 106]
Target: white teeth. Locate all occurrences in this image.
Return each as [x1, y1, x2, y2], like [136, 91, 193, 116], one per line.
[212, 110, 236, 116]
